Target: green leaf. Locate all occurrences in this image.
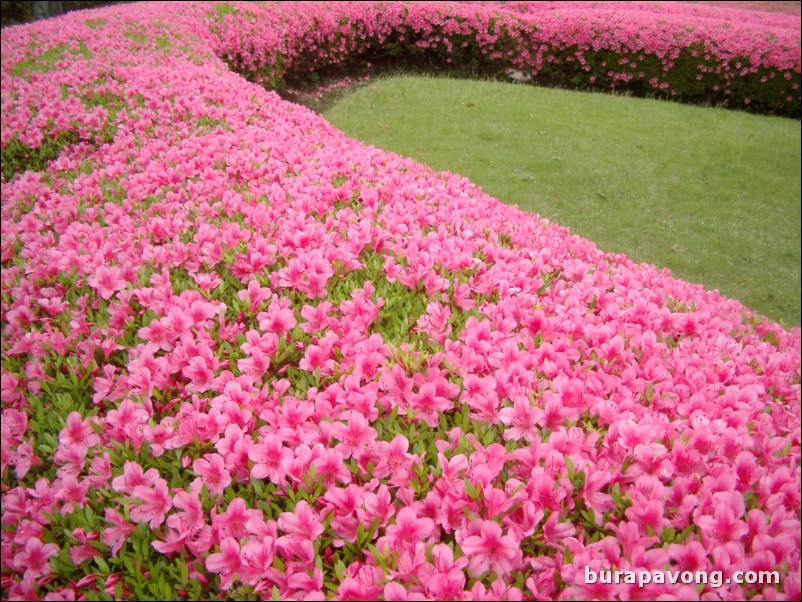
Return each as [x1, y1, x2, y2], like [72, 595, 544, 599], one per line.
[161, 578, 173, 599]
[179, 559, 188, 585]
[677, 524, 695, 543]
[581, 508, 598, 527]
[564, 454, 575, 478]
[95, 556, 110, 574]
[367, 543, 388, 568]
[464, 478, 478, 500]
[357, 517, 382, 547]
[611, 482, 622, 506]
[334, 559, 346, 582]
[660, 526, 676, 544]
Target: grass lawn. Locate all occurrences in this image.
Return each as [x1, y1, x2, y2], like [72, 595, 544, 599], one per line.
[323, 75, 801, 328]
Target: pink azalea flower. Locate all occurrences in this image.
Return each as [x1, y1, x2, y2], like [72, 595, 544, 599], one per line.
[331, 411, 377, 459]
[299, 336, 337, 373]
[421, 543, 468, 599]
[92, 364, 119, 405]
[697, 492, 749, 544]
[379, 364, 414, 403]
[249, 434, 292, 484]
[193, 271, 222, 291]
[313, 446, 351, 486]
[461, 374, 499, 416]
[193, 453, 232, 496]
[53, 474, 91, 511]
[43, 586, 78, 601]
[10, 439, 41, 480]
[279, 500, 324, 541]
[359, 484, 395, 525]
[409, 381, 452, 427]
[13, 537, 59, 579]
[257, 297, 297, 336]
[215, 424, 252, 481]
[68, 528, 102, 565]
[498, 396, 541, 442]
[459, 520, 522, 578]
[238, 280, 272, 313]
[111, 461, 160, 495]
[103, 508, 134, 557]
[58, 411, 100, 450]
[300, 301, 335, 333]
[667, 540, 708, 573]
[214, 497, 262, 541]
[625, 487, 668, 534]
[335, 577, 382, 601]
[239, 536, 277, 586]
[322, 484, 364, 543]
[206, 537, 242, 590]
[105, 398, 149, 443]
[130, 479, 173, 529]
[527, 471, 567, 512]
[181, 354, 219, 394]
[540, 512, 575, 546]
[372, 434, 418, 487]
[153, 487, 212, 557]
[87, 265, 126, 300]
[381, 507, 435, 551]
[383, 582, 428, 601]
[240, 329, 279, 357]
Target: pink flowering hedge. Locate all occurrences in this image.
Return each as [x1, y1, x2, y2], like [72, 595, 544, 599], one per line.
[202, 1, 801, 116]
[1, 2, 801, 601]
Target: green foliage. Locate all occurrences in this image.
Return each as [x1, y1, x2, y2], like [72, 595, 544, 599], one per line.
[10, 42, 92, 77]
[224, 49, 287, 91]
[154, 34, 171, 51]
[1, 130, 80, 181]
[215, 3, 238, 20]
[81, 89, 122, 143]
[1, 72, 121, 181]
[124, 30, 148, 46]
[196, 115, 231, 131]
[5, 354, 98, 487]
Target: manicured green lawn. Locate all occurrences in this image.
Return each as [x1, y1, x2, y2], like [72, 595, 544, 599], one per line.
[324, 75, 801, 327]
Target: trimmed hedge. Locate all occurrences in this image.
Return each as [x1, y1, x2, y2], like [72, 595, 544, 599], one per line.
[202, 2, 801, 117]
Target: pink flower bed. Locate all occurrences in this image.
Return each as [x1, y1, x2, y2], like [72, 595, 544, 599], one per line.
[1, 2, 800, 600]
[694, 2, 801, 16]
[201, 1, 801, 115]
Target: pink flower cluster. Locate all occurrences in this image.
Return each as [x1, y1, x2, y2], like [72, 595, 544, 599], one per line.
[1, 2, 800, 601]
[198, 1, 801, 114]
